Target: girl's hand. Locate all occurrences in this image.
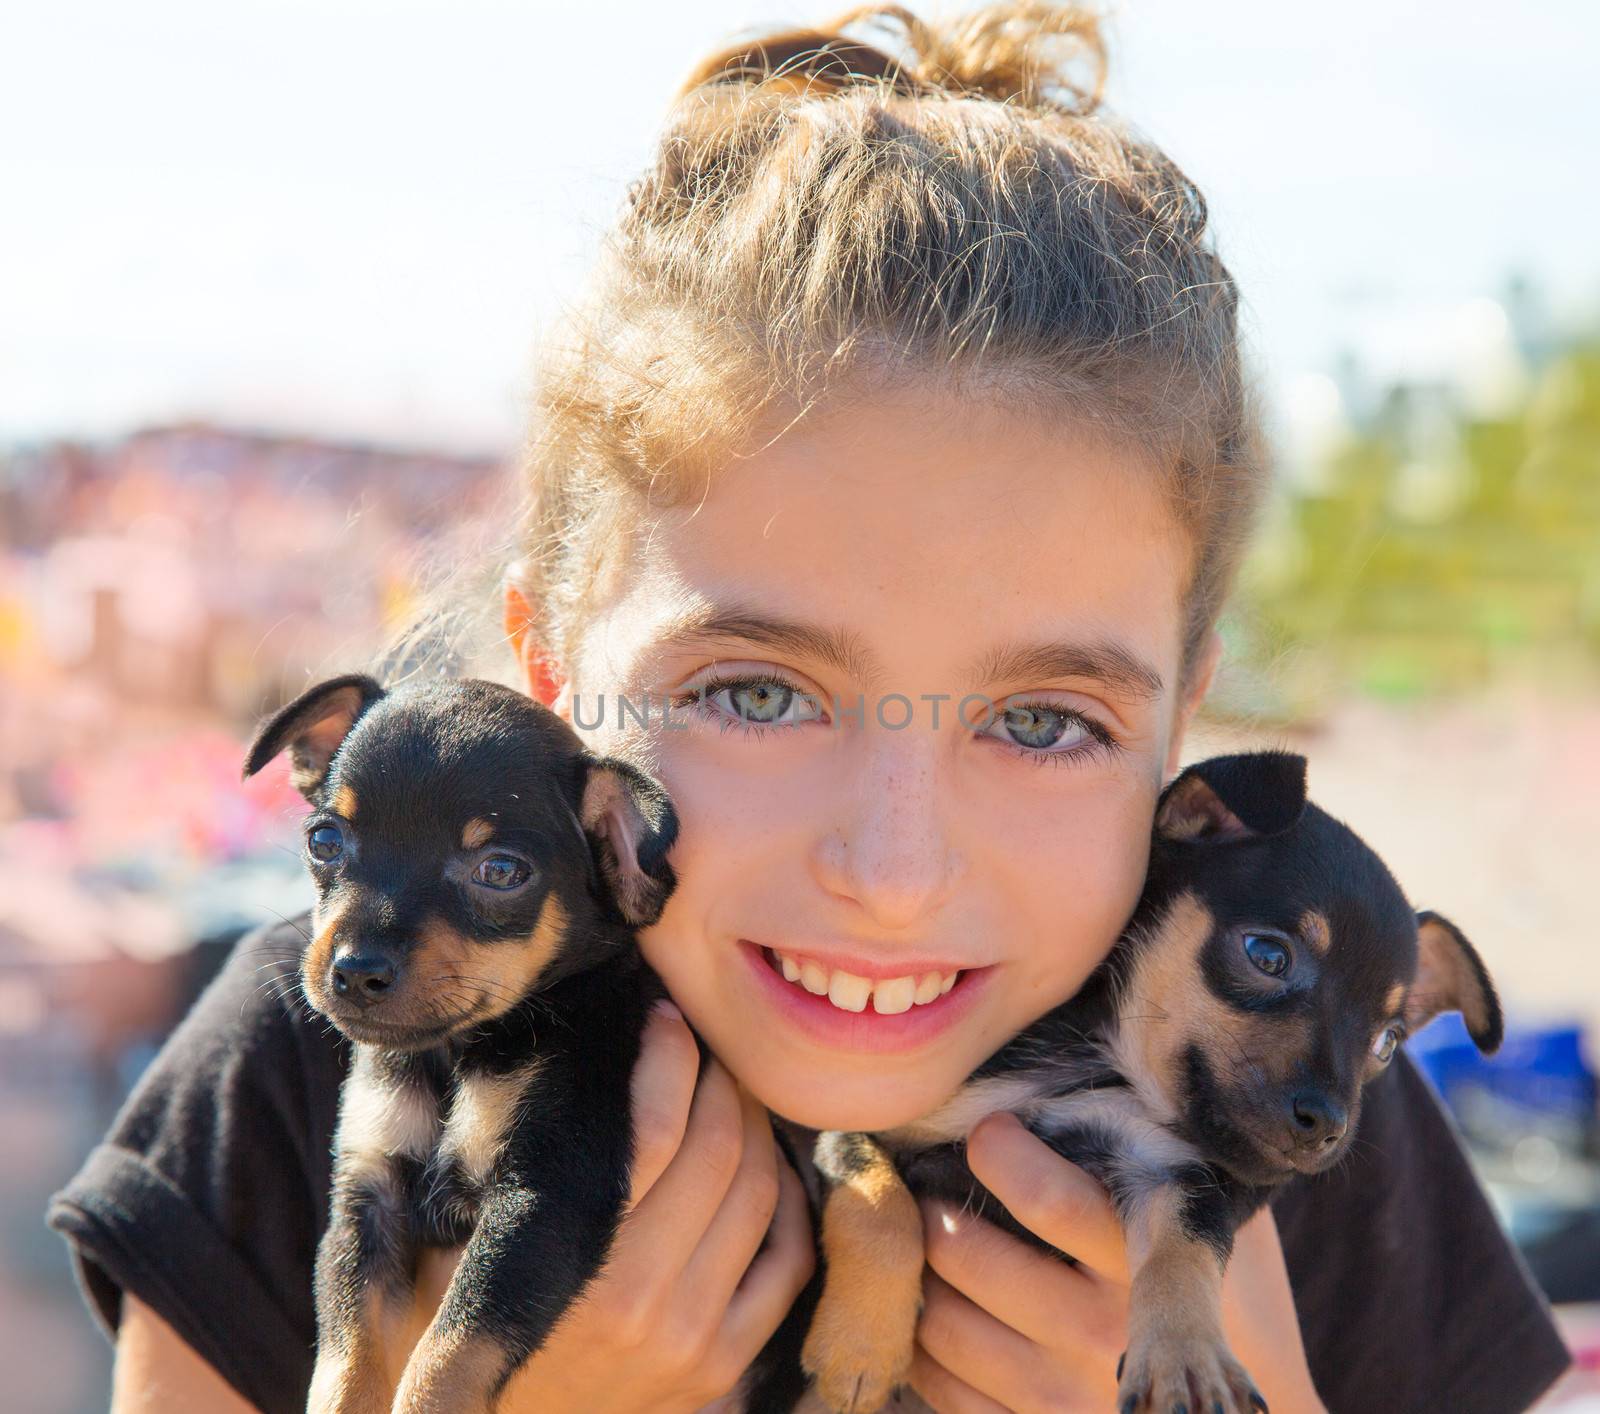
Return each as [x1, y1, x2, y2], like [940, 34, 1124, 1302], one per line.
[405, 999, 815, 1414]
[909, 1112, 1328, 1414]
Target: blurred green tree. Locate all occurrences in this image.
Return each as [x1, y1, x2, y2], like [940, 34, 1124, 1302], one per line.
[1218, 328, 1600, 723]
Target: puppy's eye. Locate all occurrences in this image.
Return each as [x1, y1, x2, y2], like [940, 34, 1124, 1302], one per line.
[1243, 932, 1291, 977]
[1372, 1025, 1404, 1063]
[307, 823, 344, 864]
[473, 854, 532, 891]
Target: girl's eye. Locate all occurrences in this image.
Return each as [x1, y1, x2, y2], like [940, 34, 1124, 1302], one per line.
[473, 855, 533, 891]
[977, 698, 1116, 767]
[1371, 1025, 1403, 1064]
[1243, 932, 1291, 977]
[982, 702, 1091, 752]
[681, 674, 825, 732]
[306, 823, 344, 864]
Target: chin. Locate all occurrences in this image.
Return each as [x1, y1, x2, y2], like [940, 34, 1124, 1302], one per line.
[1189, 1111, 1300, 1187]
[753, 1074, 952, 1133]
[1213, 1126, 1357, 1185]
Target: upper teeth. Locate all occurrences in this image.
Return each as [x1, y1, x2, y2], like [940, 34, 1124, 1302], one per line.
[775, 952, 960, 1014]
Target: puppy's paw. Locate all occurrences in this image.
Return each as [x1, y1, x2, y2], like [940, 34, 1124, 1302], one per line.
[800, 1290, 919, 1414]
[306, 1352, 391, 1414]
[1116, 1334, 1267, 1414]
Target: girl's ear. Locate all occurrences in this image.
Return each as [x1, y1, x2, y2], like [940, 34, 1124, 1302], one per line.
[503, 571, 565, 710]
[578, 755, 680, 926]
[1405, 911, 1504, 1055]
[1155, 750, 1308, 844]
[242, 674, 385, 799]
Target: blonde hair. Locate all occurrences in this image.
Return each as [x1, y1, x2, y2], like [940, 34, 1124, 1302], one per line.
[513, 1, 1267, 689]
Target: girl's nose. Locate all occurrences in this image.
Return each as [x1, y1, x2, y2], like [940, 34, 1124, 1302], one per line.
[810, 732, 961, 930]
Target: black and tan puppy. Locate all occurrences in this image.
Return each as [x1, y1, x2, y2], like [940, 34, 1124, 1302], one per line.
[800, 750, 1503, 1414]
[243, 673, 689, 1414]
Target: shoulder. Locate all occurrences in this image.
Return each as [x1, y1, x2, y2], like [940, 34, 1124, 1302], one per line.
[47, 911, 346, 1414]
[1271, 1050, 1571, 1413]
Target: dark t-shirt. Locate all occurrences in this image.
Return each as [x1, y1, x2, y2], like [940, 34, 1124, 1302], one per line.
[47, 917, 1571, 1414]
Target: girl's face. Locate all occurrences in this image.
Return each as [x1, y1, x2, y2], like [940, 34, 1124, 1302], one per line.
[524, 385, 1215, 1131]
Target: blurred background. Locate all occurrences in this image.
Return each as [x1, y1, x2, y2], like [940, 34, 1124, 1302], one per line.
[3, 1, 1598, 1409]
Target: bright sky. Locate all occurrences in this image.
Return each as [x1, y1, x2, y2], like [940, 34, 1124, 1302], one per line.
[5, 0, 1597, 452]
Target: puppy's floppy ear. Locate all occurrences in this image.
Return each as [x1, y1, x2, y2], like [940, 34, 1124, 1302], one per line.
[1405, 911, 1504, 1054]
[1155, 750, 1307, 844]
[578, 755, 679, 926]
[243, 674, 385, 799]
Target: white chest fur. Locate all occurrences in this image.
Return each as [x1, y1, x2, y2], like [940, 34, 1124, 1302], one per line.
[335, 1048, 440, 1189]
[884, 1038, 1200, 1185]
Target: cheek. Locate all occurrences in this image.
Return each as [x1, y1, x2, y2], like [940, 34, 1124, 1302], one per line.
[652, 743, 812, 880]
[995, 774, 1156, 996]
[631, 746, 807, 976]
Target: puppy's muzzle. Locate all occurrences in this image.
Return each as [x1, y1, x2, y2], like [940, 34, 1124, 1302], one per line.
[330, 949, 400, 1009]
[1287, 1091, 1347, 1152]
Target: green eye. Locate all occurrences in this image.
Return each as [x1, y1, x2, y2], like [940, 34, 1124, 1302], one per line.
[307, 824, 344, 864]
[473, 854, 532, 891]
[728, 682, 792, 723]
[1372, 1025, 1403, 1063]
[973, 699, 1104, 761]
[701, 678, 824, 728]
[1243, 932, 1291, 977]
[998, 705, 1080, 749]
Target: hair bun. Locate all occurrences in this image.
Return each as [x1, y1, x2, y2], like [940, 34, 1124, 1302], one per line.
[676, 2, 1108, 115]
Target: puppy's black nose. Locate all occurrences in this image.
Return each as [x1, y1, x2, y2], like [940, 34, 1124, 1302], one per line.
[1289, 1092, 1348, 1150]
[330, 952, 397, 1007]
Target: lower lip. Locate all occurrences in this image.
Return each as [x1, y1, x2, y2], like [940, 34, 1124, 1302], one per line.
[737, 941, 992, 1055]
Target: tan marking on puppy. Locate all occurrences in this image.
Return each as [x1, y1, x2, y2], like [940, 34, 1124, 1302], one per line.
[410, 895, 571, 1028]
[332, 784, 358, 819]
[303, 906, 348, 1016]
[1155, 773, 1247, 841]
[802, 1148, 924, 1413]
[1408, 915, 1494, 1037]
[1384, 981, 1406, 1018]
[308, 1282, 410, 1414]
[1119, 891, 1310, 1113]
[335, 1049, 439, 1190]
[460, 817, 495, 850]
[441, 1064, 541, 1187]
[1118, 1184, 1258, 1413]
[393, 1326, 510, 1414]
[1300, 908, 1332, 955]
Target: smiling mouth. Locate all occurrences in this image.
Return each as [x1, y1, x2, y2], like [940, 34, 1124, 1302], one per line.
[758, 946, 967, 1015]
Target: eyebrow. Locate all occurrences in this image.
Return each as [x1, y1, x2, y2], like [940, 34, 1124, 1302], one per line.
[653, 602, 1165, 702]
[963, 638, 1165, 701]
[655, 604, 880, 688]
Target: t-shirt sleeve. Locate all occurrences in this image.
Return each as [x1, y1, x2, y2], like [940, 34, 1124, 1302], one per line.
[46, 915, 348, 1414]
[1270, 1049, 1572, 1414]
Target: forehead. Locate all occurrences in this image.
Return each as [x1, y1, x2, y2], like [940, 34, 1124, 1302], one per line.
[581, 389, 1191, 702]
[329, 692, 578, 834]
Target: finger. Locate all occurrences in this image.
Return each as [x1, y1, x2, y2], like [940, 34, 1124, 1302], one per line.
[963, 1112, 1128, 1281]
[678, 1088, 781, 1311]
[720, 1147, 817, 1359]
[917, 1268, 1081, 1411]
[922, 1199, 1118, 1355]
[907, 1345, 1011, 1414]
[614, 1056, 746, 1277]
[627, 998, 700, 1208]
